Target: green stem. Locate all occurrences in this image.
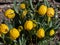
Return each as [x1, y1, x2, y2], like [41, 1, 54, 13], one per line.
[48, 17, 51, 24]
[2, 35, 6, 45]
[43, 0, 47, 5]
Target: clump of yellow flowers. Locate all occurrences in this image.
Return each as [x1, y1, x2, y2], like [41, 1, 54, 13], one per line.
[0, 0, 59, 45]
[0, 24, 20, 40]
[38, 5, 55, 17]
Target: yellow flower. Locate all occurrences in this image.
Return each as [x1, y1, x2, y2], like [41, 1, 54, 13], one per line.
[47, 8, 55, 17]
[24, 20, 33, 31]
[0, 25, 2, 36]
[32, 20, 37, 27]
[10, 28, 20, 40]
[36, 28, 45, 38]
[0, 34, 1, 37]
[33, 23, 36, 28]
[50, 29, 55, 36]
[0, 24, 9, 34]
[18, 26, 23, 32]
[38, 5, 47, 15]
[22, 9, 27, 18]
[20, 3, 26, 9]
[5, 9, 15, 19]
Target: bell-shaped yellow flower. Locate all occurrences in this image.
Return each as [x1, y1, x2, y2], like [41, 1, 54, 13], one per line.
[38, 5, 47, 15]
[20, 3, 26, 9]
[24, 20, 33, 31]
[5, 9, 15, 19]
[0, 24, 9, 34]
[36, 28, 45, 38]
[50, 29, 55, 36]
[18, 26, 23, 32]
[22, 9, 27, 18]
[10, 28, 20, 40]
[47, 8, 55, 17]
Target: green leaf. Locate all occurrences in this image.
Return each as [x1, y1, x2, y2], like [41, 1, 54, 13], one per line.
[13, 0, 19, 14]
[57, 41, 60, 45]
[43, 0, 50, 7]
[0, 42, 3, 45]
[19, 38, 22, 45]
[42, 40, 49, 45]
[54, 24, 60, 30]
[5, 37, 12, 44]
[13, 40, 17, 45]
[29, 0, 34, 11]
[18, 34, 27, 45]
[55, 8, 58, 19]
[7, 23, 13, 30]
[19, 20, 21, 24]
[38, 40, 49, 45]
[1, 34, 6, 44]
